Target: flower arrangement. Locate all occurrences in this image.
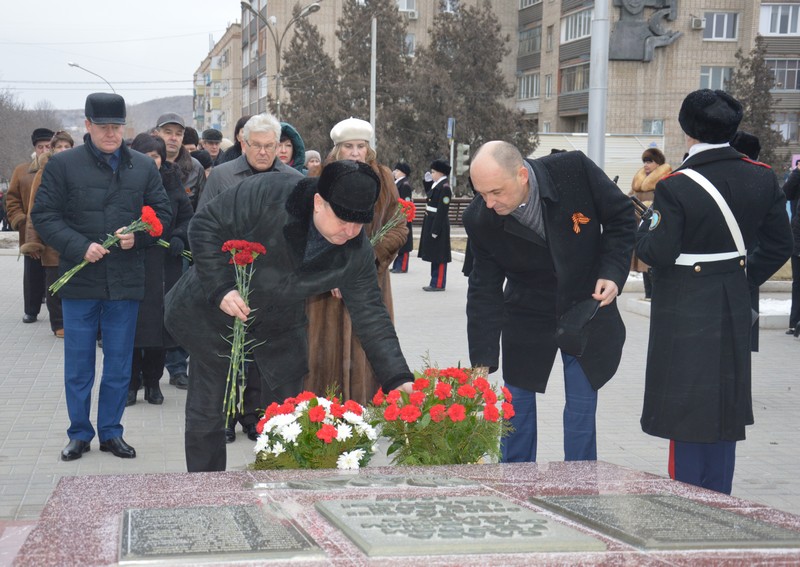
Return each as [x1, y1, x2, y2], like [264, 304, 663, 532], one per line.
[49, 205, 163, 295]
[221, 239, 266, 420]
[369, 367, 514, 466]
[369, 198, 417, 245]
[156, 238, 193, 261]
[252, 391, 377, 470]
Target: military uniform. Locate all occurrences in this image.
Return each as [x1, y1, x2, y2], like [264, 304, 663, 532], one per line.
[418, 175, 451, 289]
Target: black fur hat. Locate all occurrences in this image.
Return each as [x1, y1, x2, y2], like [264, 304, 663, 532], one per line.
[430, 159, 451, 176]
[31, 128, 55, 146]
[730, 130, 761, 161]
[85, 93, 126, 125]
[394, 162, 411, 176]
[678, 89, 742, 144]
[317, 160, 380, 224]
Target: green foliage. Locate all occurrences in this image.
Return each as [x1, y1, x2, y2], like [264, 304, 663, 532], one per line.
[725, 35, 786, 170]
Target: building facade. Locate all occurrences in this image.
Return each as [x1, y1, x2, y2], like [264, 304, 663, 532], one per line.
[193, 24, 242, 140]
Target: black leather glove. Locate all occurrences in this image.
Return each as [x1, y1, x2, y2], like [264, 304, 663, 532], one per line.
[168, 236, 185, 257]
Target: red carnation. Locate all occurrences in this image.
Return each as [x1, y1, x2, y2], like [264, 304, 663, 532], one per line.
[412, 378, 430, 391]
[296, 391, 316, 403]
[400, 199, 417, 223]
[264, 402, 280, 420]
[457, 384, 476, 399]
[447, 404, 466, 422]
[308, 405, 326, 423]
[409, 391, 426, 406]
[256, 416, 268, 434]
[482, 389, 498, 405]
[316, 424, 338, 444]
[343, 400, 363, 415]
[233, 250, 255, 266]
[502, 401, 515, 419]
[501, 386, 513, 402]
[372, 389, 385, 405]
[429, 404, 446, 423]
[472, 377, 490, 392]
[386, 390, 401, 404]
[140, 206, 163, 237]
[329, 403, 345, 419]
[248, 242, 266, 255]
[483, 403, 500, 422]
[434, 382, 452, 400]
[399, 405, 422, 423]
[383, 404, 400, 421]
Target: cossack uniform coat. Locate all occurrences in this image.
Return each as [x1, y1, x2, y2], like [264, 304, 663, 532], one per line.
[635, 146, 792, 443]
[418, 177, 451, 264]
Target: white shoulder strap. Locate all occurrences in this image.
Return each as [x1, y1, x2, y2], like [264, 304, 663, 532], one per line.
[679, 168, 745, 256]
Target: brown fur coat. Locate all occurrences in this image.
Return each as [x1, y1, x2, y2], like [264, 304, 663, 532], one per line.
[630, 162, 672, 272]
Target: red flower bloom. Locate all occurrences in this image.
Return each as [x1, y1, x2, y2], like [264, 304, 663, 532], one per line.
[434, 382, 452, 400]
[329, 403, 345, 419]
[408, 391, 426, 406]
[256, 416, 268, 434]
[457, 384, 476, 399]
[440, 367, 469, 384]
[386, 390, 401, 403]
[277, 402, 296, 415]
[233, 250, 255, 266]
[429, 404, 446, 423]
[383, 404, 400, 421]
[399, 199, 417, 223]
[316, 424, 338, 444]
[447, 404, 466, 422]
[372, 389, 385, 405]
[482, 389, 498, 405]
[424, 368, 437, 377]
[412, 378, 430, 391]
[308, 405, 327, 423]
[248, 242, 266, 255]
[502, 402, 515, 420]
[264, 402, 280, 420]
[501, 386, 513, 402]
[483, 403, 500, 422]
[343, 400, 363, 415]
[399, 405, 422, 423]
[296, 391, 316, 403]
[472, 377, 490, 392]
[140, 206, 163, 237]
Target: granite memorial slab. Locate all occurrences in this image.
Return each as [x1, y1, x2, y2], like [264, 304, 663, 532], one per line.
[119, 503, 323, 564]
[315, 495, 606, 556]
[531, 494, 800, 550]
[246, 474, 477, 491]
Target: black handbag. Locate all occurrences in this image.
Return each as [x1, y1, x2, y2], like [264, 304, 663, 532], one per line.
[554, 299, 601, 357]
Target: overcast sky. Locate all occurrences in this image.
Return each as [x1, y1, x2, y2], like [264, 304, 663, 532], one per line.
[0, 0, 242, 110]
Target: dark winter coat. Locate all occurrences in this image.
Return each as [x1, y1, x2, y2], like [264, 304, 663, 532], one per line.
[636, 146, 792, 443]
[31, 136, 172, 301]
[464, 151, 635, 392]
[418, 177, 451, 264]
[396, 175, 414, 254]
[783, 167, 800, 221]
[164, 172, 413, 392]
[197, 154, 300, 210]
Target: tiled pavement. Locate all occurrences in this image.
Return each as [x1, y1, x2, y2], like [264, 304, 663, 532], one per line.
[0, 242, 799, 561]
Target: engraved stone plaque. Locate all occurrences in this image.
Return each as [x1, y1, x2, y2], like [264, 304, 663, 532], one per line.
[531, 494, 800, 550]
[119, 504, 323, 563]
[316, 496, 605, 556]
[246, 475, 476, 491]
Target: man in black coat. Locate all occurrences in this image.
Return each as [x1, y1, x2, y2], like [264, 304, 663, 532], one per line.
[391, 162, 414, 273]
[465, 141, 635, 463]
[418, 159, 452, 291]
[165, 161, 414, 472]
[636, 89, 792, 494]
[32, 93, 172, 462]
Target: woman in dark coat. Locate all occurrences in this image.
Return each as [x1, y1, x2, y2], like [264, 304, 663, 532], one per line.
[127, 134, 193, 405]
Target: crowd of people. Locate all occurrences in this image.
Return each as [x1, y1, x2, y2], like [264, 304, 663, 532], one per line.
[7, 88, 796, 497]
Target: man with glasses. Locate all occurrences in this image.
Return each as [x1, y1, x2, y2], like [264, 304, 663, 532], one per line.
[194, 112, 303, 443]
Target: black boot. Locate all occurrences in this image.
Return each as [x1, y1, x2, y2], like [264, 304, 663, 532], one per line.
[144, 383, 164, 405]
[126, 390, 137, 406]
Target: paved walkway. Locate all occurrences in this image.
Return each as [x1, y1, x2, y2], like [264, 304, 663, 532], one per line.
[0, 245, 798, 545]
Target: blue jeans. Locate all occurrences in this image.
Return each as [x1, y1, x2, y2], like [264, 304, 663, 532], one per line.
[501, 353, 598, 462]
[62, 299, 139, 442]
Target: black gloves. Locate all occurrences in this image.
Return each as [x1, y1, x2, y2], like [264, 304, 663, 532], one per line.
[169, 236, 185, 257]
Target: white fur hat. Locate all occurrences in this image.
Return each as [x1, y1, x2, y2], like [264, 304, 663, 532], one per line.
[330, 117, 373, 145]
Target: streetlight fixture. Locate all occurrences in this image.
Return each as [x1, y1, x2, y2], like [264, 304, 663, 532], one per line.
[67, 62, 116, 93]
[241, 0, 321, 120]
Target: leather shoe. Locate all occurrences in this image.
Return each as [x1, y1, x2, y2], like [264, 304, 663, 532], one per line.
[126, 390, 137, 407]
[100, 437, 136, 458]
[422, 286, 445, 292]
[225, 427, 236, 444]
[144, 384, 164, 405]
[169, 372, 189, 390]
[244, 423, 258, 441]
[786, 328, 795, 335]
[22, 314, 37, 323]
[61, 439, 90, 461]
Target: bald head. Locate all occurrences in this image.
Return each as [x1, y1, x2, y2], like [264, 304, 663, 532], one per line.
[470, 141, 529, 216]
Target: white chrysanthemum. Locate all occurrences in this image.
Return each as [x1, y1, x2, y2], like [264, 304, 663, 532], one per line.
[279, 421, 303, 444]
[336, 448, 366, 470]
[356, 423, 378, 440]
[271, 441, 286, 456]
[295, 400, 309, 412]
[265, 413, 296, 432]
[342, 411, 364, 424]
[316, 397, 332, 409]
[253, 434, 270, 454]
[335, 423, 353, 441]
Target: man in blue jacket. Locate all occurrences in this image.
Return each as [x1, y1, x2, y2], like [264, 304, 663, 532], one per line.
[32, 93, 172, 462]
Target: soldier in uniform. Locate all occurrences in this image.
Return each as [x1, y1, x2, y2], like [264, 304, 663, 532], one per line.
[391, 162, 414, 273]
[418, 159, 452, 291]
[636, 89, 793, 494]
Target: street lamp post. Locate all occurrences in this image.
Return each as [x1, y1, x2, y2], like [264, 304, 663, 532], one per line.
[67, 62, 116, 93]
[241, 1, 321, 121]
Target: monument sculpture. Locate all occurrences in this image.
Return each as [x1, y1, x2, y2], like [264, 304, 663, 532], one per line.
[609, 0, 682, 61]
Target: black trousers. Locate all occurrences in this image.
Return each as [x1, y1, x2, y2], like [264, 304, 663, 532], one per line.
[129, 348, 167, 390]
[227, 363, 263, 429]
[791, 256, 800, 329]
[23, 256, 46, 317]
[44, 266, 63, 331]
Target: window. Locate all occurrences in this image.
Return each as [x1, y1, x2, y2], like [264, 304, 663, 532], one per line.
[703, 12, 738, 40]
[405, 33, 416, 57]
[562, 8, 593, 43]
[442, 0, 456, 13]
[542, 121, 551, 133]
[546, 25, 554, 52]
[520, 0, 542, 7]
[259, 76, 268, 99]
[545, 74, 553, 99]
[560, 64, 590, 93]
[773, 112, 799, 142]
[700, 66, 732, 90]
[642, 119, 664, 135]
[760, 4, 800, 35]
[518, 72, 540, 100]
[767, 59, 800, 90]
[397, 0, 415, 11]
[242, 87, 249, 108]
[242, 46, 250, 68]
[519, 27, 542, 55]
[575, 119, 588, 133]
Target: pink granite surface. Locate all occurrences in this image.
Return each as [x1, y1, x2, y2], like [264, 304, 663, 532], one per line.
[12, 461, 800, 566]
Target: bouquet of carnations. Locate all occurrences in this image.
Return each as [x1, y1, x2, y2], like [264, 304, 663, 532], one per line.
[369, 198, 416, 245]
[252, 391, 378, 470]
[369, 367, 514, 466]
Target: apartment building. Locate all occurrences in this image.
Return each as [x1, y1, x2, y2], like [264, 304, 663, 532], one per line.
[193, 23, 242, 140]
